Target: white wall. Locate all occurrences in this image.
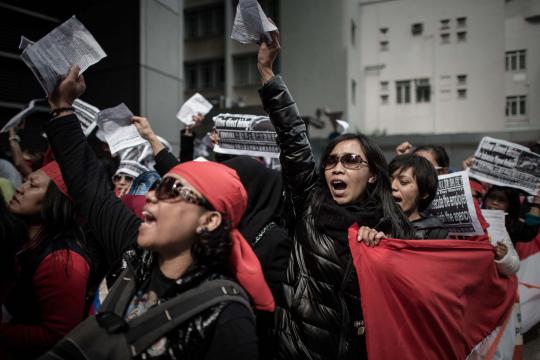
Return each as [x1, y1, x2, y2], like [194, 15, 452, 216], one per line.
[140, 0, 184, 152]
[280, 0, 347, 139]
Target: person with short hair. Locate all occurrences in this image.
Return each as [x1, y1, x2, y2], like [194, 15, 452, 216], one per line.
[389, 154, 448, 239]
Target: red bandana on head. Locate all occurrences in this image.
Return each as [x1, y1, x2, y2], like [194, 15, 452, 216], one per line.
[167, 161, 275, 312]
[40, 161, 70, 200]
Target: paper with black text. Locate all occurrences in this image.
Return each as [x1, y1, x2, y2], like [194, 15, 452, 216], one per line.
[481, 209, 508, 246]
[213, 113, 279, 158]
[20, 16, 106, 94]
[430, 171, 484, 236]
[470, 137, 540, 195]
[176, 93, 213, 126]
[73, 99, 100, 136]
[96, 103, 146, 155]
[231, 0, 277, 44]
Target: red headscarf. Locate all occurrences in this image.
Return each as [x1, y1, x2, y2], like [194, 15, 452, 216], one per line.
[167, 161, 275, 311]
[40, 161, 70, 199]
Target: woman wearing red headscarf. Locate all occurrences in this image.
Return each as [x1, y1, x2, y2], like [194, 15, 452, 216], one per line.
[39, 66, 271, 359]
[0, 161, 90, 359]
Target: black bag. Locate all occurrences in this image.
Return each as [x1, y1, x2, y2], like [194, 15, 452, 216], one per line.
[40, 268, 251, 359]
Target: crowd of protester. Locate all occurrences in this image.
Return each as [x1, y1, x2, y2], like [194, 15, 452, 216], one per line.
[0, 29, 539, 360]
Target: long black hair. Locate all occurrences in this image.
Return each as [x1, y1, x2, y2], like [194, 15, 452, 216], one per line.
[192, 219, 232, 272]
[315, 134, 414, 239]
[18, 181, 88, 270]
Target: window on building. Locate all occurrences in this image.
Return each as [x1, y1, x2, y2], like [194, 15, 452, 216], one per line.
[440, 19, 450, 30]
[380, 94, 389, 105]
[396, 80, 411, 104]
[506, 96, 527, 116]
[380, 40, 389, 51]
[234, 54, 259, 87]
[415, 79, 431, 102]
[185, 4, 225, 39]
[441, 33, 450, 44]
[184, 59, 225, 90]
[380, 27, 389, 34]
[456, 17, 467, 28]
[352, 79, 357, 105]
[411, 23, 423, 36]
[380, 81, 389, 91]
[457, 74, 467, 85]
[505, 50, 526, 71]
[457, 31, 467, 42]
[457, 88, 467, 99]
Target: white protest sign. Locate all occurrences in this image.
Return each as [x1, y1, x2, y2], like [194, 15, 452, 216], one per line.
[231, 0, 278, 44]
[481, 209, 508, 246]
[96, 103, 146, 155]
[430, 171, 485, 236]
[213, 113, 279, 158]
[470, 137, 540, 196]
[73, 99, 99, 136]
[176, 93, 213, 126]
[0, 99, 41, 133]
[20, 16, 106, 94]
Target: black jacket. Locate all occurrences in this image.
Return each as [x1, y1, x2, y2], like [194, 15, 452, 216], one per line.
[412, 215, 449, 239]
[259, 76, 366, 360]
[44, 115, 257, 360]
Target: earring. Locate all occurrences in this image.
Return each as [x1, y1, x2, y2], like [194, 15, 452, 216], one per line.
[368, 177, 376, 184]
[196, 227, 204, 235]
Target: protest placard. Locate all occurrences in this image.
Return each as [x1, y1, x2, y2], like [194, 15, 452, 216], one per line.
[20, 16, 106, 94]
[96, 103, 146, 155]
[0, 99, 41, 133]
[176, 93, 213, 126]
[470, 137, 540, 195]
[429, 171, 484, 236]
[231, 0, 278, 44]
[213, 113, 279, 158]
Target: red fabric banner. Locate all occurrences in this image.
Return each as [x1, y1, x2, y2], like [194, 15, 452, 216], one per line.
[347, 224, 517, 360]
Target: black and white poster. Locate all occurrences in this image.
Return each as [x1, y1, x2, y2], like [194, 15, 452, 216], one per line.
[213, 113, 279, 158]
[470, 137, 540, 195]
[430, 171, 484, 236]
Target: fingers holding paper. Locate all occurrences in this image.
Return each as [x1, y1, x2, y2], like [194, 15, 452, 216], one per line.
[49, 64, 86, 110]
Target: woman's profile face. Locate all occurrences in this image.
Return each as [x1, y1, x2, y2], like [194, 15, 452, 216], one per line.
[391, 167, 421, 219]
[8, 170, 50, 216]
[137, 174, 212, 256]
[324, 139, 372, 205]
[484, 190, 509, 212]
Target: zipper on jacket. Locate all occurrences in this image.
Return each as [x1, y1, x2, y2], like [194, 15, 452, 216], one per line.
[336, 257, 353, 359]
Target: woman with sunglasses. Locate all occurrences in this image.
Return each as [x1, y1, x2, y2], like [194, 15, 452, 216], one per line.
[257, 33, 412, 359]
[39, 66, 272, 360]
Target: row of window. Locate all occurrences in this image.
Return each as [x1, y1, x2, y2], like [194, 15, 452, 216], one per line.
[185, 54, 271, 90]
[379, 31, 467, 51]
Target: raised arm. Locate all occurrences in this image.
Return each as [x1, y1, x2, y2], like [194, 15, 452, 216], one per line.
[45, 65, 141, 264]
[256, 32, 317, 210]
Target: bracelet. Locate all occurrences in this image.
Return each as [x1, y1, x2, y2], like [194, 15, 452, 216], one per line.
[50, 107, 74, 117]
[8, 134, 21, 142]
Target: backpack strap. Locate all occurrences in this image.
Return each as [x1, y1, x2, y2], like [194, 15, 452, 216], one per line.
[124, 279, 251, 357]
[95, 267, 137, 333]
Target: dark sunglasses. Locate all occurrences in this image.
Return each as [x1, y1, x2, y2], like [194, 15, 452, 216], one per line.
[323, 153, 368, 170]
[149, 177, 213, 210]
[112, 174, 135, 183]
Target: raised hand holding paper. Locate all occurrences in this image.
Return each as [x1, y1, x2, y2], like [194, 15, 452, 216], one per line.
[231, 0, 278, 44]
[20, 16, 106, 94]
[96, 103, 146, 155]
[176, 93, 213, 126]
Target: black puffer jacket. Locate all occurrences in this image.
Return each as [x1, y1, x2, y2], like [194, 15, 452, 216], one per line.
[412, 215, 449, 239]
[259, 76, 366, 360]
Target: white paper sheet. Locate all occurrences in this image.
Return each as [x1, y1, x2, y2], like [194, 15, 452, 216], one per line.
[96, 103, 146, 155]
[336, 120, 350, 134]
[231, 0, 278, 44]
[73, 99, 100, 136]
[20, 16, 106, 94]
[481, 209, 508, 246]
[176, 93, 213, 126]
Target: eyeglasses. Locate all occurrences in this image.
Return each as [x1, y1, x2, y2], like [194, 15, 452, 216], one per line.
[149, 177, 213, 210]
[323, 153, 368, 170]
[112, 174, 135, 183]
